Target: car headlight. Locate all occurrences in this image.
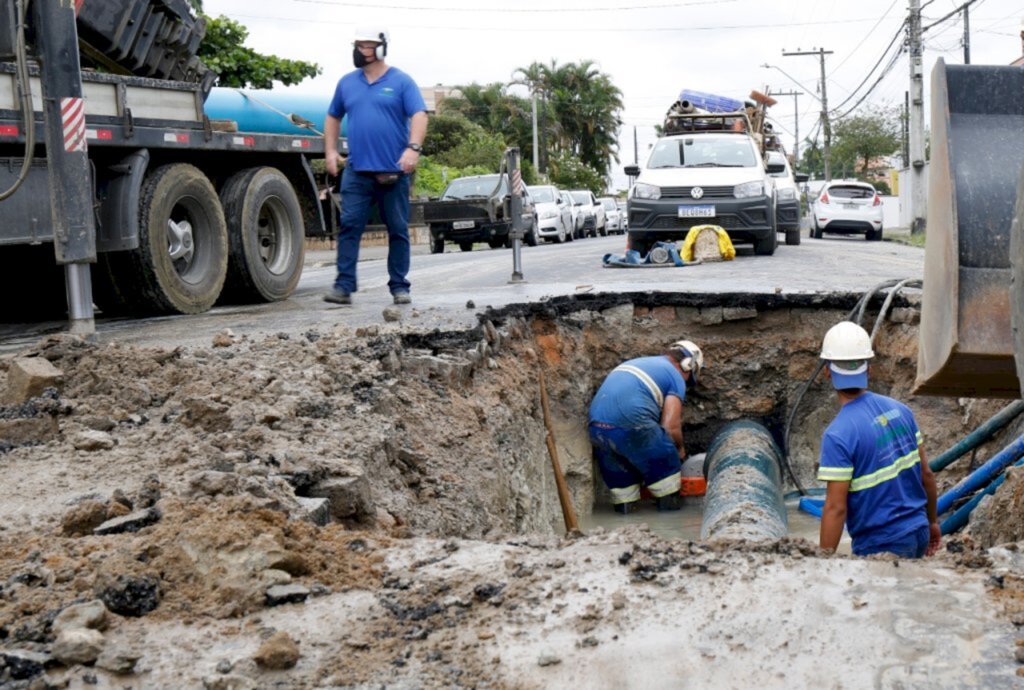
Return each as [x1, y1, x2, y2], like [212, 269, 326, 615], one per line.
[777, 188, 797, 201]
[540, 209, 557, 219]
[734, 181, 765, 199]
[632, 183, 661, 200]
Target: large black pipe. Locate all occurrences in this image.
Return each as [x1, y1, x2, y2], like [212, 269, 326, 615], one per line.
[701, 420, 788, 541]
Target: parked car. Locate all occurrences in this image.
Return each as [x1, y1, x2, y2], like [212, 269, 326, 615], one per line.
[569, 189, 605, 237]
[527, 184, 572, 243]
[598, 197, 623, 234]
[810, 180, 884, 241]
[560, 190, 582, 240]
[617, 200, 629, 230]
[766, 150, 802, 246]
[423, 174, 537, 253]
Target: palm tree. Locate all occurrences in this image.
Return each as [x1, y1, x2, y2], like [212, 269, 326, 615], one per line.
[541, 61, 623, 177]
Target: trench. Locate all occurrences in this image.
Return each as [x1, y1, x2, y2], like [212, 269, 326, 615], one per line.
[380, 290, 1000, 543]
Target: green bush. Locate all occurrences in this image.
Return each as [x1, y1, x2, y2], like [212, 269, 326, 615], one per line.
[547, 153, 604, 195]
[413, 158, 493, 198]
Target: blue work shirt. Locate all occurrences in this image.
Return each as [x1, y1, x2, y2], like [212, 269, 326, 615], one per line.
[817, 391, 928, 554]
[589, 356, 687, 429]
[327, 67, 426, 173]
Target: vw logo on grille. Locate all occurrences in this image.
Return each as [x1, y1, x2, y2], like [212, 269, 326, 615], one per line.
[691, 187, 704, 199]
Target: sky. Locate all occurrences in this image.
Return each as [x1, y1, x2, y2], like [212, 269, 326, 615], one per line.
[203, 0, 1023, 191]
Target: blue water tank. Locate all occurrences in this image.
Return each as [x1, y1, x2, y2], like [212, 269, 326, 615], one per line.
[204, 88, 346, 137]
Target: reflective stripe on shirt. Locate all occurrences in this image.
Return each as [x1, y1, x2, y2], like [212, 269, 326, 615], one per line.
[614, 364, 664, 409]
[848, 447, 921, 492]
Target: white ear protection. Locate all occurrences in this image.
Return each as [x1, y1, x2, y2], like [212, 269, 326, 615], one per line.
[376, 32, 387, 60]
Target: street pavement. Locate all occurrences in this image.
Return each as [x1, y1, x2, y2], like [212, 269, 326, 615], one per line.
[0, 230, 925, 352]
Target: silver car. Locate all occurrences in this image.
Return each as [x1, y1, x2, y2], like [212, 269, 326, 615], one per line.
[598, 197, 623, 235]
[527, 184, 573, 243]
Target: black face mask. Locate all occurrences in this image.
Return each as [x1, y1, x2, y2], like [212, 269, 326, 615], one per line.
[353, 48, 370, 68]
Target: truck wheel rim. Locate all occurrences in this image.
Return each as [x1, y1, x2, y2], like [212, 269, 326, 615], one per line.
[167, 217, 195, 271]
[256, 195, 293, 275]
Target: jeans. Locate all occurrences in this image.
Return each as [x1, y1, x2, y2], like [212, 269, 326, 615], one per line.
[334, 169, 411, 294]
[589, 422, 682, 503]
[853, 524, 930, 558]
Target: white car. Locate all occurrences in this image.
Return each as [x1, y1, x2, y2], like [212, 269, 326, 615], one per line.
[598, 197, 623, 234]
[811, 180, 883, 241]
[570, 189, 605, 237]
[527, 184, 572, 243]
[766, 150, 802, 246]
[560, 190, 581, 240]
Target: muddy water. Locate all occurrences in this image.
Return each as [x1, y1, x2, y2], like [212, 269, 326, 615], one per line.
[581, 498, 853, 553]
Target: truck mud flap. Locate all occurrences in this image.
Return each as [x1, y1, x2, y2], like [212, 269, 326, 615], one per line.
[915, 60, 1024, 398]
[97, 149, 149, 252]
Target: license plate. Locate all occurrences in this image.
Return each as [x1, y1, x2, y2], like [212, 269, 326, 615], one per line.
[453, 220, 475, 230]
[678, 205, 715, 218]
[842, 203, 858, 210]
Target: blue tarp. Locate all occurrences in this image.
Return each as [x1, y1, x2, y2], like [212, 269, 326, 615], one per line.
[602, 241, 686, 268]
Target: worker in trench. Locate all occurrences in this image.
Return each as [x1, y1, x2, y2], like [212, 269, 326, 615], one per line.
[817, 321, 941, 558]
[588, 340, 704, 513]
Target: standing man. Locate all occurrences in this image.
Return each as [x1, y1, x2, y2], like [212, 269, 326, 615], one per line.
[323, 27, 428, 306]
[817, 321, 940, 558]
[589, 340, 704, 513]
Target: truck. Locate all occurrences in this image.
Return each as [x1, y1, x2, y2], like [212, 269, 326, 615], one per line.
[623, 92, 785, 257]
[0, 0, 332, 331]
[421, 171, 537, 253]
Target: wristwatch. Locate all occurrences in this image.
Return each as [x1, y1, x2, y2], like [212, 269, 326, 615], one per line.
[406, 143, 422, 153]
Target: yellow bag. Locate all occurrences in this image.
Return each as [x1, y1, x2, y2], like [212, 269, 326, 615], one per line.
[682, 224, 736, 262]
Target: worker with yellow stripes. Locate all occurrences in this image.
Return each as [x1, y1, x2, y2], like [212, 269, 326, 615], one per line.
[817, 322, 940, 557]
[588, 340, 703, 514]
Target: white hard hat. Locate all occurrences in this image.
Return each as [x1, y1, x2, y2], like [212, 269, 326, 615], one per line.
[353, 26, 389, 44]
[670, 339, 704, 383]
[820, 321, 874, 361]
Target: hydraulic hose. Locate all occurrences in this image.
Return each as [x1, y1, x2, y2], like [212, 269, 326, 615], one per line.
[940, 454, 1024, 535]
[0, 0, 36, 201]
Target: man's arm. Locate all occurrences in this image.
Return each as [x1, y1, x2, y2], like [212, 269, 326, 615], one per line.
[324, 114, 343, 177]
[820, 480, 849, 553]
[919, 446, 941, 555]
[398, 111, 428, 174]
[660, 395, 686, 460]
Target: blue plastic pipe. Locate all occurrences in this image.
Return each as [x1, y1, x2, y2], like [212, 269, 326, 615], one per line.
[798, 496, 824, 519]
[677, 89, 745, 114]
[940, 455, 1024, 535]
[701, 420, 788, 541]
[929, 400, 1024, 472]
[936, 433, 1024, 516]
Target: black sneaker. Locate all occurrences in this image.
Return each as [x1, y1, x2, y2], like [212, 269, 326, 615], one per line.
[613, 501, 637, 515]
[392, 292, 411, 305]
[655, 494, 683, 512]
[323, 288, 351, 305]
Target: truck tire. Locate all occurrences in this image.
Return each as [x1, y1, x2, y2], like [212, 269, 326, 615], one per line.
[219, 167, 304, 303]
[785, 228, 801, 246]
[754, 230, 777, 256]
[488, 238, 505, 249]
[430, 234, 445, 254]
[459, 241, 474, 252]
[98, 164, 227, 315]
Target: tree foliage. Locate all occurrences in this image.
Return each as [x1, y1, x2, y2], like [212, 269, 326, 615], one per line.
[424, 113, 506, 170]
[830, 110, 901, 177]
[198, 15, 320, 89]
[547, 152, 604, 196]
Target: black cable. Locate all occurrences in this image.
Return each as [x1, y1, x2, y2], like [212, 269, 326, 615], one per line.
[829, 19, 907, 115]
[0, 0, 36, 202]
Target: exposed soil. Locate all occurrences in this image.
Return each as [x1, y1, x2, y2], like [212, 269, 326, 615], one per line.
[1, 295, 1023, 687]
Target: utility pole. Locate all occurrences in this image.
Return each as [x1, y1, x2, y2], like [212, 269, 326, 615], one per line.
[908, 0, 926, 234]
[783, 48, 833, 180]
[633, 125, 638, 165]
[962, 4, 970, 64]
[772, 90, 802, 163]
[531, 93, 539, 171]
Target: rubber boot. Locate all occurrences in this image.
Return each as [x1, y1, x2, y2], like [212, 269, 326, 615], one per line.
[613, 501, 637, 515]
[655, 494, 683, 511]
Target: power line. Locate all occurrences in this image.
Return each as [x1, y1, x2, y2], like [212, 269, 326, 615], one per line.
[830, 46, 904, 121]
[827, 0, 901, 75]
[828, 19, 906, 114]
[923, 0, 983, 33]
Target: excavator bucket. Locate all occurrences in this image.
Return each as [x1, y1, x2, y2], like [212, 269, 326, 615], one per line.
[915, 60, 1024, 399]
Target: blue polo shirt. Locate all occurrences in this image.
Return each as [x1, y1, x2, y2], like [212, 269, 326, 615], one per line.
[817, 391, 928, 554]
[589, 356, 687, 428]
[327, 67, 426, 173]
